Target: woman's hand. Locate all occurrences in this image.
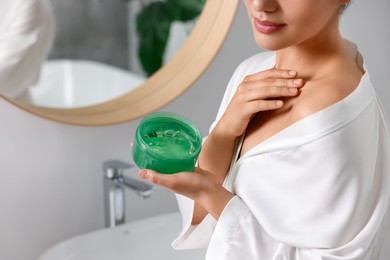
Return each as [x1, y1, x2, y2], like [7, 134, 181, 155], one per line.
[138, 167, 234, 221]
[217, 68, 303, 138]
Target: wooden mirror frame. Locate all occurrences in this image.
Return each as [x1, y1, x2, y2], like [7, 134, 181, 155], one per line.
[1, 0, 239, 126]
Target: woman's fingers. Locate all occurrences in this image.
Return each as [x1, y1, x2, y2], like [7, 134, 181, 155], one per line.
[241, 77, 303, 91]
[139, 169, 171, 187]
[138, 168, 233, 221]
[139, 169, 194, 191]
[139, 167, 215, 190]
[243, 68, 297, 82]
[216, 68, 304, 137]
[244, 85, 299, 102]
[138, 168, 215, 201]
[249, 99, 284, 112]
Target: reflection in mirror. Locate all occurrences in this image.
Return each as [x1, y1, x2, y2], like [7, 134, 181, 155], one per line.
[1, 0, 238, 125]
[5, 0, 204, 108]
[0, 0, 54, 99]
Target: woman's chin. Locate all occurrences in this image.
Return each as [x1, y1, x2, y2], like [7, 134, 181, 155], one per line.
[253, 35, 288, 52]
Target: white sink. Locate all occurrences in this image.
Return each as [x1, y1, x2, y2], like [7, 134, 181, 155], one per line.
[38, 212, 206, 260]
[17, 59, 146, 108]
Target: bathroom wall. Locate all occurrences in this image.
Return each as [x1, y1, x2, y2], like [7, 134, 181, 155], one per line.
[340, 0, 390, 114]
[0, 1, 389, 260]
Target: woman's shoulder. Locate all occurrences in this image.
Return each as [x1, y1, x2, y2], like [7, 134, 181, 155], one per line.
[291, 62, 364, 122]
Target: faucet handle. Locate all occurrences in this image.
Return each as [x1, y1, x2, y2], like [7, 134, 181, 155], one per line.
[103, 160, 133, 179]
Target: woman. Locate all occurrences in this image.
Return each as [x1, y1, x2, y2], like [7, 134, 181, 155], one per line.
[139, 0, 390, 259]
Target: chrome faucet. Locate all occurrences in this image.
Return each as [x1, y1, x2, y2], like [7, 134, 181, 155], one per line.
[103, 160, 155, 227]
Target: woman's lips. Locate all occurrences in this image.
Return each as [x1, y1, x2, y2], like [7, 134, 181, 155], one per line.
[254, 18, 285, 34]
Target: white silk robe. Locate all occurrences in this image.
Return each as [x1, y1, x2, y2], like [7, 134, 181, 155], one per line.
[172, 44, 390, 259]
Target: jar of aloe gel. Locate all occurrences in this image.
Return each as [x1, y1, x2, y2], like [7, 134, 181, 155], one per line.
[132, 112, 202, 174]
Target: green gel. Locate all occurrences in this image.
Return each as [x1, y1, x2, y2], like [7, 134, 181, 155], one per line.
[132, 112, 202, 174]
[143, 128, 195, 157]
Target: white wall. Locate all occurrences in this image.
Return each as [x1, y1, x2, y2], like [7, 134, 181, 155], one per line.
[340, 0, 390, 114]
[0, 1, 389, 260]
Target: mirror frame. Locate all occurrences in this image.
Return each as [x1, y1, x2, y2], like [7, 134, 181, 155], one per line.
[1, 0, 239, 126]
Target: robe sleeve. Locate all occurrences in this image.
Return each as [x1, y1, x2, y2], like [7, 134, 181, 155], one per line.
[0, 0, 54, 98]
[171, 57, 245, 250]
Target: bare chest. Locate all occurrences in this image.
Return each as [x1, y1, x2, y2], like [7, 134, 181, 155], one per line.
[240, 100, 296, 157]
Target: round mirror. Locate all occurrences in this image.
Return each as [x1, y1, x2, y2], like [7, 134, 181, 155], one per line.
[0, 0, 239, 126]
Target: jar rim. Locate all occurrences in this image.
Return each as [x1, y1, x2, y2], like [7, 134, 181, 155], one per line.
[134, 112, 202, 161]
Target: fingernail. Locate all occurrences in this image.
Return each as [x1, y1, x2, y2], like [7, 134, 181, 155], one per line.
[289, 70, 297, 76]
[289, 88, 297, 93]
[293, 79, 302, 85]
[275, 101, 283, 107]
[138, 169, 148, 178]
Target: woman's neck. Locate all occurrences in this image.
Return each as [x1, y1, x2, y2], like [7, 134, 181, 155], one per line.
[275, 29, 350, 81]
